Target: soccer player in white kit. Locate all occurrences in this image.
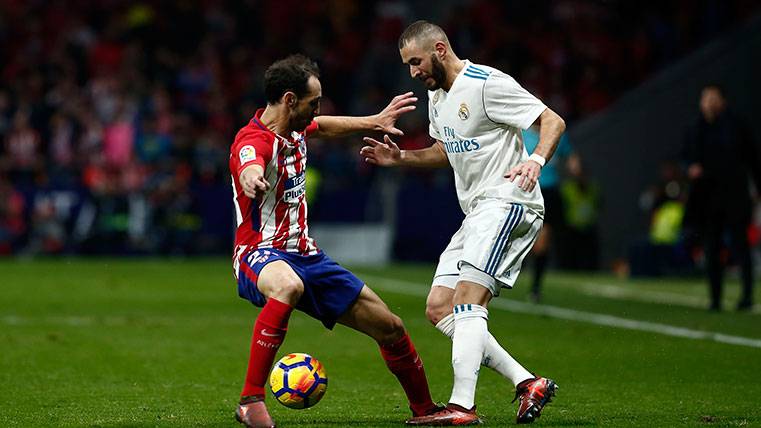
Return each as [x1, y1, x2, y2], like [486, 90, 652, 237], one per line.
[361, 21, 566, 425]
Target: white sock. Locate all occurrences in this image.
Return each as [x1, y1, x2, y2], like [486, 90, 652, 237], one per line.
[450, 304, 489, 409]
[437, 313, 533, 386]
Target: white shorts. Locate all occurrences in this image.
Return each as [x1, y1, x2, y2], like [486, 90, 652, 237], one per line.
[432, 198, 543, 296]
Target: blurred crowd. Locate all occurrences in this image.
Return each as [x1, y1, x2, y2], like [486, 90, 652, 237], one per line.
[1, 0, 758, 256]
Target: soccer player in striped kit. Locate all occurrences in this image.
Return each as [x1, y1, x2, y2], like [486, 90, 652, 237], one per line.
[361, 21, 566, 425]
[231, 55, 439, 428]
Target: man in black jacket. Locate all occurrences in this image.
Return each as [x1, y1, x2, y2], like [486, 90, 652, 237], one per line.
[683, 84, 760, 311]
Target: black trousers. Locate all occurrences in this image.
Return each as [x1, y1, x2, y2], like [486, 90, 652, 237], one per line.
[703, 214, 754, 308]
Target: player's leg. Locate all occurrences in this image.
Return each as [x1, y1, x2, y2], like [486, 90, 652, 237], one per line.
[448, 274, 493, 411]
[240, 260, 303, 400]
[704, 218, 724, 310]
[236, 256, 304, 428]
[430, 218, 533, 388]
[406, 274, 491, 426]
[426, 284, 455, 325]
[530, 224, 551, 302]
[483, 205, 557, 424]
[728, 218, 754, 310]
[531, 186, 560, 303]
[337, 285, 439, 418]
[428, 283, 533, 387]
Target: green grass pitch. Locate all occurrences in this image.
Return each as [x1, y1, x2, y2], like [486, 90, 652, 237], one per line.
[1, 258, 759, 427]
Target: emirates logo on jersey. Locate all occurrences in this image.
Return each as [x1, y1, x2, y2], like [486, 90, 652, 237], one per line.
[458, 103, 470, 120]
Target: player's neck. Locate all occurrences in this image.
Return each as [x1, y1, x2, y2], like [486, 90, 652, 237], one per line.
[260, 105, 291, 136]
[442, 59, 466, 92]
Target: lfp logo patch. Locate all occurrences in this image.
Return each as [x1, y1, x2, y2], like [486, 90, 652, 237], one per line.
[239, 145, 256, 163]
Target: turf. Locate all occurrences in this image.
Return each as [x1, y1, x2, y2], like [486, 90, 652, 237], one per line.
[1, 258, 759, 427]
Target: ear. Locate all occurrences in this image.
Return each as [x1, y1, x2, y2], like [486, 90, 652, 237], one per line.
[434, 41, 447, 60]
[283, 91, 298, 107]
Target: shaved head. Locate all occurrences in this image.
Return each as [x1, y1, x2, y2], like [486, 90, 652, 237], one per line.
[398, 20, 450, 51]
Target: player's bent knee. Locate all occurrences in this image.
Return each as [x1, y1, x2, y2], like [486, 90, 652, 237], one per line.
[426, 286, 454, 325]
[280, 277, 304, 298]
[425, 303, 450, 325]
[425, 294, 454, 325]
[267, 275, 304, 305]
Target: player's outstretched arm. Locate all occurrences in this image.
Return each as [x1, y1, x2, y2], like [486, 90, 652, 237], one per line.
[360, 135, 449, 168]
[240, 164, 271, 200]
[506, 108, 566, 191]
[313, 92, 417, 139]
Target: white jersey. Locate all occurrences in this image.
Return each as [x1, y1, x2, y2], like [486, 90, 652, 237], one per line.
[428, 60, 546, 215]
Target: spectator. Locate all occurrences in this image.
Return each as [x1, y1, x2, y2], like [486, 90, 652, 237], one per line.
[557, 153, 600, 270]
[0, 1, 758, 256]
[629, 161, 692, 277]
[0, 175, 26, 253]
[682, 84, 760, 311]
[3, 110, 42, 185]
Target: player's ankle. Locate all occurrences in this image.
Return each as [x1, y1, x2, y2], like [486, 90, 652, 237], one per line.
[239, 394, 265, 405]
[411, 402, 440, 416]
[447, 402, 476, 413]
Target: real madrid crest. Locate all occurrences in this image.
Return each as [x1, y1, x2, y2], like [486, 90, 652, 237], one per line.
[458, 103, 470, 120]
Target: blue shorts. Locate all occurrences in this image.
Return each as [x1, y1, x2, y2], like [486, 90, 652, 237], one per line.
[237, 249, 365, 329]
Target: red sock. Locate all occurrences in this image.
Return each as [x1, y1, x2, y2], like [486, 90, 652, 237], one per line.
[241, 298, 293, 400]
[380, 333, 437, 416]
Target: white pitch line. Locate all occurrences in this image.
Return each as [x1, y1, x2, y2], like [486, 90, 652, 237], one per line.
[573, 282, 760, 313]
[360, 274, 761, 350]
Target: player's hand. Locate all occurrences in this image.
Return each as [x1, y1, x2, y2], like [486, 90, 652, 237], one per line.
[360, 135, 402, 166]
[373, 92, 417, 136]
[505, 160, 542, 192]
[241, 168, 271, 199]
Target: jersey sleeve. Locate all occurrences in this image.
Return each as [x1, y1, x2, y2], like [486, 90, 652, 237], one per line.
[483, 72, 547, 130]
[304, 120, 319, 138]
[232, 131, 274, 176]
[428, 95, 443, 141]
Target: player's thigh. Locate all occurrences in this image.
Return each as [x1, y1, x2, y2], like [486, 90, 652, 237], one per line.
[532, 224, 551, 254]
[427, 225, 464, 325]
[459, 200, 520, 274]
[337, 285, 404, 345]
[461, 201, 541, 290]
[489, 210, 543, 289]
[432, 224, 465, 288]
[257, 260, 304, 305]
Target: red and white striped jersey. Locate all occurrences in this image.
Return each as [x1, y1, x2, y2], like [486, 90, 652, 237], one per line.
[230, 109, 319, 274]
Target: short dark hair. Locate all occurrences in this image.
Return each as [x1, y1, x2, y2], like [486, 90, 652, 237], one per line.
[264, 54, 320, 104]
[398, 20, 449, 50]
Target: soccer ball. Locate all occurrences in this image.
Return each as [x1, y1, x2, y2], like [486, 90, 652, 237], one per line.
[269, 353, 328, 409]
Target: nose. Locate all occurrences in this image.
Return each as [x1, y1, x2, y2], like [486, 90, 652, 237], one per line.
[410, 65, 421, 79]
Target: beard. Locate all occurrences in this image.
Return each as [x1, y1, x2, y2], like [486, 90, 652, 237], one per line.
[289, 109, 314, 132]
[421, 54, 447, 90]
